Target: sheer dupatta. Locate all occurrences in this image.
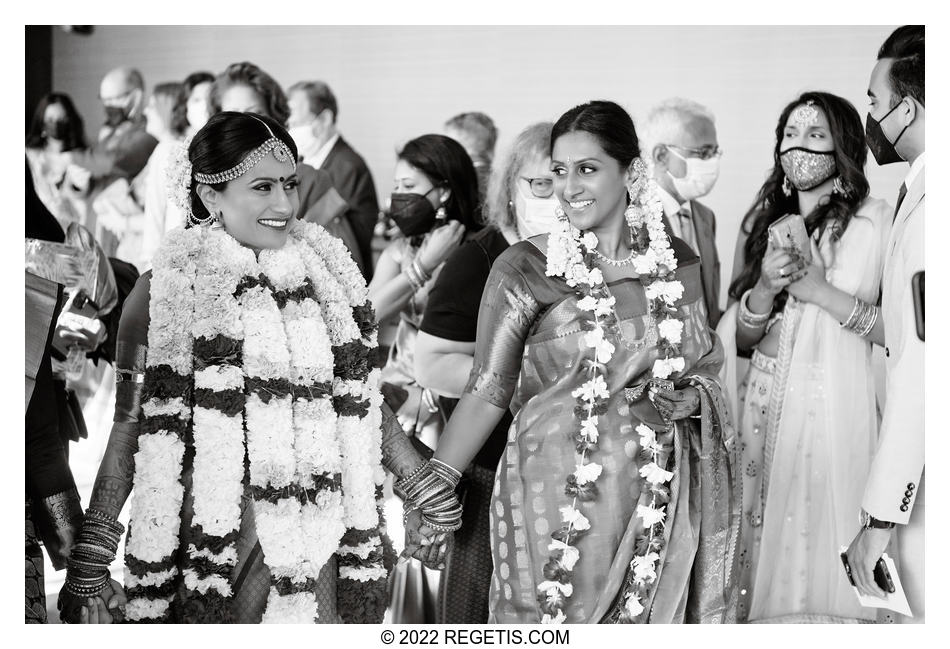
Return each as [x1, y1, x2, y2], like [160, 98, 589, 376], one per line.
[749, 199, 890, 621]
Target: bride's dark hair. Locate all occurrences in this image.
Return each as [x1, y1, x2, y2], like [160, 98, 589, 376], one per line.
[728, 91, 869, 308]
[551, 100, 640, 168]
[186, 111, 298, 225]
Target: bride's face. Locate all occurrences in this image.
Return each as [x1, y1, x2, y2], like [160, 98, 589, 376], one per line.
[208, 154, 300, 251]
[550, 131, 627, 233]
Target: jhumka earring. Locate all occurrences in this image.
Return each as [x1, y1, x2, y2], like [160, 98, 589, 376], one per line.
[781, 176, 793, 197]
[210, 209, 224, 230]
[554, 203, 567, 220]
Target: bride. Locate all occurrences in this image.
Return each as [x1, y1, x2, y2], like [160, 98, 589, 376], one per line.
[404, 100, 739, 623]
[57, 111, 393, 623]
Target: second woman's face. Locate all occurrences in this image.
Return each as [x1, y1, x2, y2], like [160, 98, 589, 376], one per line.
[551, 131, 628, 233]
[211, 154, 300, 251]
[187, 81, 212, 132]
[392, 159, 441, 210]
[780, 105, 834, 153]
[220, 84, 267, 116]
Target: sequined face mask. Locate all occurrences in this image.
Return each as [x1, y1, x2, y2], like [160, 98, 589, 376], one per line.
[779, 147, 837, 192]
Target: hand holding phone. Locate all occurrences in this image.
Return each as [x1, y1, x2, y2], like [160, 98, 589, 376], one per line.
[768, 213, 812, 264]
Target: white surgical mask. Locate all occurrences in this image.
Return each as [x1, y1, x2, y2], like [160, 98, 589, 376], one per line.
[514, 186, 559, 239]
[288, 123, 320, 165]
[666, 147, 720, 201]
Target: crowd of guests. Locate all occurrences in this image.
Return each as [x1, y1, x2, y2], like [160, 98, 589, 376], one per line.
[25, 24, 924, 625]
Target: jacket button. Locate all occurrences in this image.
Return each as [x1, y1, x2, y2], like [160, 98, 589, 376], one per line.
[907, 483, 915, 490]
[900, 504, 909, 512]
[901, 497, 911, 505]
[885, 347, 890, 357]
[905, 489, 914, 497]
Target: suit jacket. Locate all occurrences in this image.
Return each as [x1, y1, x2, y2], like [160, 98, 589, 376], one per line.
[662, 200, 721, 328]
[296, 162, 367, 277]
[320, 136, 379, 278]
[73, 117, 158, 182]
[862, 166, 925, 525]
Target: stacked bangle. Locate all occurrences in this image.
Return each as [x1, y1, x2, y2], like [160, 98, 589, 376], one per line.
[738, 289, 772, 329]
[395, 459, 464, 532]
[404, 258, 432, 293]
[841, 297, 879, 337]
[64, 509, 125, 598]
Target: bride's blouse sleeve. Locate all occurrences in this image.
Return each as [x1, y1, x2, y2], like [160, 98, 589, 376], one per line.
[463, 247, 542, 409]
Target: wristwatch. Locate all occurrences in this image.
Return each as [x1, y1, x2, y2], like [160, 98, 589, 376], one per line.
[860, 511, 896, 529]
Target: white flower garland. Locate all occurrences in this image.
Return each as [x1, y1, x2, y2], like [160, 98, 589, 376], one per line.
[539, 158, 685, 624]
[123, 221, 388, 623]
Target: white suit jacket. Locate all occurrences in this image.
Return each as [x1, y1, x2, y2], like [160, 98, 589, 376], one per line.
[862, 165, 925, 525]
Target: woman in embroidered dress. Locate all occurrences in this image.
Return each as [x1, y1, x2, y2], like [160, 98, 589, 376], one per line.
[405, 100, 739, 623]
[721, 92, 891, 623]
[57, 111, 394, 624]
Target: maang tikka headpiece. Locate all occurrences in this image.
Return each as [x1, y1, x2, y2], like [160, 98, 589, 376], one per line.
[791, 100, 819, 129]
[193, 114, 296, 185]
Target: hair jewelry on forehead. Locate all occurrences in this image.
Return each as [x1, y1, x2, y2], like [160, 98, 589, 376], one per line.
[791, 100, 819, 129]
[194, 114, 296, 185]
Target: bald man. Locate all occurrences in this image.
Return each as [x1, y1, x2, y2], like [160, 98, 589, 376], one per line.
[69, 66, 157, 183]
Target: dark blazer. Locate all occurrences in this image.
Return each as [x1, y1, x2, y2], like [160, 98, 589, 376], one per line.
[662, 200, 721, 329]
[320, 136, 379, 279]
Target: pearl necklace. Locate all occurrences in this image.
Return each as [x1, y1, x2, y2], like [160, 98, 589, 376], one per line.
[591, 246, 636, 267]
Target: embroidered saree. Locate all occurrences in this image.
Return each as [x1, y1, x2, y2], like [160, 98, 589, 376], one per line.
[464, 238, 740, 623]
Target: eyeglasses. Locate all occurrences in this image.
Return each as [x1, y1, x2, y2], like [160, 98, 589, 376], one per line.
[520, 176, 554, 198]
[666, 144, 723, 161]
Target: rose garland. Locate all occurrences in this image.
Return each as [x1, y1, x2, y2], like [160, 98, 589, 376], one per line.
[123, 221, 390, 623]
[538, 158, 685, 624]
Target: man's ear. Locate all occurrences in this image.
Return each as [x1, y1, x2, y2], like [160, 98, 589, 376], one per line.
[652, 144, 670, 170]
[195, 182, 219, 215]
[901, 96, 920, 125]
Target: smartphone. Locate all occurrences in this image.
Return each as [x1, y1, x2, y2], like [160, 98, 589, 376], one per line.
[912, 271, 924, 342]
[840, 552, 896, 594]
[768, 213, 812, 263]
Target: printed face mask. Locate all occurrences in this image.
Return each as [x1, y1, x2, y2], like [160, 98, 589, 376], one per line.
[779, 147, 837, 191]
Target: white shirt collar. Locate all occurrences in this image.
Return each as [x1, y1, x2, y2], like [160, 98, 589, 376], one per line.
[307, 132, 341, 170]
[655, 184, 690, 217]
[903, 151, 925, 190]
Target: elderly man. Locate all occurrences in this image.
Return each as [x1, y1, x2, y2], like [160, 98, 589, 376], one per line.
[444, 111, 497, 205]
[70, 66, 157, 184]
[288, 81, 379, 279]
[639, 98, 723, 328]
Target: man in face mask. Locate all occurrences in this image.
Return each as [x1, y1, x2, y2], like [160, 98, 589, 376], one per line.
[68, 66, 157, 184]
[287, 80, 379, 280]
[845, 25, 925, 625]
[641, 98, 723, 328]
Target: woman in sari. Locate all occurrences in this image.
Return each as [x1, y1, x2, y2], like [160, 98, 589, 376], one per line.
[403, 100, 739, 623]
[722, 91, 892, 622]
[56, 111, 393, 624]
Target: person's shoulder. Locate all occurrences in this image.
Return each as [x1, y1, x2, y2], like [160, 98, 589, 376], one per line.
[444, 228, 509, 277]
[690, 199, 716, 219]
[856, 196, 894, 224]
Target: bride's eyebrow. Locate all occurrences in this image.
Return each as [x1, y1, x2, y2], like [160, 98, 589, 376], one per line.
[248, 174, 299, 183]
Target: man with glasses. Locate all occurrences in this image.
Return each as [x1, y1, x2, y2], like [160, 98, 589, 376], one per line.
[640, 98, 723, 327]
[70, 66, 157, 186]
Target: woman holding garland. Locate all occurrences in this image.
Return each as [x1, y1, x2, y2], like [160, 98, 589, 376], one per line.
[722, 92, 891, 623]
[57, 111, 395, 624]
[405, 100, 739, 623]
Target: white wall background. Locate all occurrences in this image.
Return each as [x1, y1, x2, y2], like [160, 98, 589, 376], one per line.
[51, 25, 904, 301]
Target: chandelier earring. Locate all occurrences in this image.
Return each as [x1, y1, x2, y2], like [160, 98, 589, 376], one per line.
[781, 175, 793, 197]
[554, 203, 567, 220]
[831, 176, 849, 198]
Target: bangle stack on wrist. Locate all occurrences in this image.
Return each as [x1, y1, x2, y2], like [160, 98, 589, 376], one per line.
[840, 297, 879, 337]
[738, 289, 772, 330]
[395, 458, 464, 532]
[404, 258, 432, 293]
[64, 508, 124, 598]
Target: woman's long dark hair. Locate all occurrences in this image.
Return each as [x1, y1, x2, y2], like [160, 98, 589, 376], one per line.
[728, 91, 870, 306]
[187, 111, 298, 224]
[26, 92, 87, 151]
[397, 134, 482, 234]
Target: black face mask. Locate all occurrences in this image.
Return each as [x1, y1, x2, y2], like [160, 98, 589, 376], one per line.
[104, 105, 128, 128]
[389, 187, 442, 237]
[866, 100, 909, 166]
[44, 119, 69, 141]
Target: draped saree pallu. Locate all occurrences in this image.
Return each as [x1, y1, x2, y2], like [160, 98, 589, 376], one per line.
[468, 240, 740, 624]
[122, 223, 392, 623]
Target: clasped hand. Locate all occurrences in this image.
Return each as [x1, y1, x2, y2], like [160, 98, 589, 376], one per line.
[651, 386, 700, 421]
[58, 578, 127, 624]
[402, 507, 451, 570]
